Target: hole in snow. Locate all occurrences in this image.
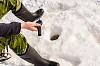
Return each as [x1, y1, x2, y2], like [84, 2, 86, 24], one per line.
[50, 34, 60, 41]
[50, 25, 62, 41]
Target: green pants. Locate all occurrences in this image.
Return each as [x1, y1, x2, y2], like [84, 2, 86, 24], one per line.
[0, 34, 28, 55]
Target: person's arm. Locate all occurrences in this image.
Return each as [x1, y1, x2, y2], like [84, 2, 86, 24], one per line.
[0, 22, 21, 37]
[0, 22, 41, 37]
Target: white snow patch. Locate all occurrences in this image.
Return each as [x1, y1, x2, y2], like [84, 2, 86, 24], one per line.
[0, 0, 100, 66]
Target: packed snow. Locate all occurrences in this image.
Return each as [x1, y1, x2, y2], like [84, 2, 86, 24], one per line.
[0, 0, 100, 66]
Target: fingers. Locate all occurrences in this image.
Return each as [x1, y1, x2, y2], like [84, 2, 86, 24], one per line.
[30, 27, 38, 31]
[26, 22, 41, 27]
[31, 22, 41, 31]
[32, 22, 42, 27]
[21, 22, 42, 31]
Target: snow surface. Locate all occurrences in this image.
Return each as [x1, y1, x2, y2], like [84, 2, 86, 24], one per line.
[1, 0, 100, 66]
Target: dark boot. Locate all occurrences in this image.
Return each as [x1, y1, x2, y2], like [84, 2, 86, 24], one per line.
[19, 44, 60, 66]
[44, 60, 60, 66]
[13, 3, 44, 22]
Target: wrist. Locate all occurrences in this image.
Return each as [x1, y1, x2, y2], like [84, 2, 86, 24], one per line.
[21, 22, 25, 28]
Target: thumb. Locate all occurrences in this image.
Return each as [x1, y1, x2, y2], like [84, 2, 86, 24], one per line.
[31, 27, 38, 31]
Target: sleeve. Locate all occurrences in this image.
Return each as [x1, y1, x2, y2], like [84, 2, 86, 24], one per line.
[0, 22, 21, 37]
[9, 0, 21, 12]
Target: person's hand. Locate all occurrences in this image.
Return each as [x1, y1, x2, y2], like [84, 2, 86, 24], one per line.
[21, 22, 41, 31]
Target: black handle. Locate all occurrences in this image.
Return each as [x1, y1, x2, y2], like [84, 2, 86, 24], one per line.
[36, 20, 42, 36]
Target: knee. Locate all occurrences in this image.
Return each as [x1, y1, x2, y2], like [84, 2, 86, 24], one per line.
[9, 34, 28, 55]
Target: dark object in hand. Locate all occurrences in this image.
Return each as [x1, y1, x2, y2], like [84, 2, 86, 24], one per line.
[36, 20, 42, 36]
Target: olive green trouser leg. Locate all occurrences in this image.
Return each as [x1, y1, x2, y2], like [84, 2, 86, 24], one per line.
[9, 34, 28, 55]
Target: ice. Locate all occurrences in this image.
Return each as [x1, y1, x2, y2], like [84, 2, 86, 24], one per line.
[1, 0, 100, 66]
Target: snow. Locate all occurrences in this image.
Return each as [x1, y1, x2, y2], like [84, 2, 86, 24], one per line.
[1, 0, 100, 66]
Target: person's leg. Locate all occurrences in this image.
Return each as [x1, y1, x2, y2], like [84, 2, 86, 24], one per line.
[20, 44, 60, 66]
[12, 3, 44, 22]
[0, 36, 12, 61]
[9, 34, 60, 66]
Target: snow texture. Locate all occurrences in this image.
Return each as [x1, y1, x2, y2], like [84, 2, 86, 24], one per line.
[1, 0, 100, 66]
